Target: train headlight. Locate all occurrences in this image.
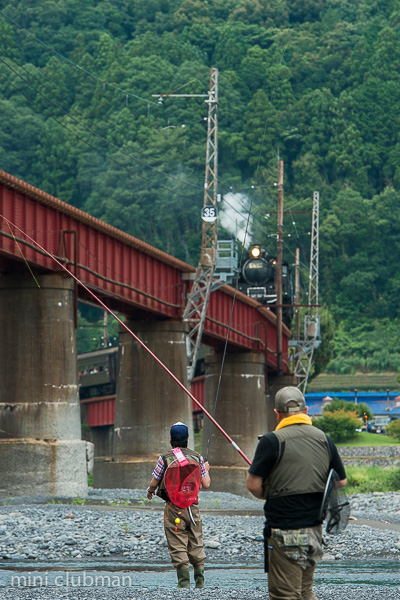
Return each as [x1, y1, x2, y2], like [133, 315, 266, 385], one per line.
[250, 245, 262, 258]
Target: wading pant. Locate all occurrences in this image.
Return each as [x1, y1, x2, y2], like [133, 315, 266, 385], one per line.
[267, 525, 322, 600]
[164, 502, 206, 570]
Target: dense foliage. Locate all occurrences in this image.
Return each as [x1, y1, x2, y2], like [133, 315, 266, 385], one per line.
[322, 399, 373, 420]
[313, 409, 362, 442]
[77, 305, 119, 353]
[386, 419, 400, 441]
[1, 0, 400, 367]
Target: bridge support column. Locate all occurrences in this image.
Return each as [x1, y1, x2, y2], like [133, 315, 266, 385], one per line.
[202, 353, 266, 496]
[266, 374, 298, 432]
[0, 274, 91, 497]
[94, 320, 193, 489]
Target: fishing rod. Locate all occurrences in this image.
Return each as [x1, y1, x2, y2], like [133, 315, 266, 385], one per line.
[0, 215, 252, 466]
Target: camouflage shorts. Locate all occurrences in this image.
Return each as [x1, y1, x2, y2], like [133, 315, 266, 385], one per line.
[269, 525, 323, 570]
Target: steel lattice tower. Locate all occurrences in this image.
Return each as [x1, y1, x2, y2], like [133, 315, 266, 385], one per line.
[292, 191, 320, 392]
[183, 68, 219, 382]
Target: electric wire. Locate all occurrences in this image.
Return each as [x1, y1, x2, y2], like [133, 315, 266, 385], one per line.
[0, 51, 206, 195]
[205, 189, 255, 460]
[2, 14, 312, 344]
[0, 19, 212, 195]
[1, 51, 305, 266]
[1, 10, 299, 210]
[252, 39, 291, 183]
[0, 17, 293, 241]
[0, 11, 158, 108]
[1, 13, 316, 439]
[0, 67, 186, 197]
[0, 50, 294, 303]
[0, 11, 290, 216]
[158, 76, 206, 98]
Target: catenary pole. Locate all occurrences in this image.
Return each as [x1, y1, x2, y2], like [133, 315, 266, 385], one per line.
[295, 247, 301, 342]
[276, 160, 284, 375]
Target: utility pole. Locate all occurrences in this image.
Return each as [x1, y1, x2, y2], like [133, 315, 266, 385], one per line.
[152, 69, 219, 383]
[182, 69, 219, 382]
[276, 160, 284, 375]
[295, 247, 301, 341]
[291, 191, 320, 392]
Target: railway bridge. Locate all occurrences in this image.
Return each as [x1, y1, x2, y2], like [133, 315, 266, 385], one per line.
[0, 170, 293, 497]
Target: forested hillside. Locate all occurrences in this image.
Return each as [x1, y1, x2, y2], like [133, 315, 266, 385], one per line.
[1, 0, 400, 376]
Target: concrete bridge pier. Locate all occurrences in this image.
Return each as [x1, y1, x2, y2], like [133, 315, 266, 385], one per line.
[266, 374, 298, 431]
[94, 320, 193, 489]
[202, 353, 267, 496]
[0, 274, 92, 497]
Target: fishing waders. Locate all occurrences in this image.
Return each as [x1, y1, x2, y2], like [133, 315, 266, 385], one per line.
[194, 566, 205, 588]
[176, 567, 190, 588]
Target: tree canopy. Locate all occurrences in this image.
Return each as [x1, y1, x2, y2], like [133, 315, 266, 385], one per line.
[1, 0, 400, 368]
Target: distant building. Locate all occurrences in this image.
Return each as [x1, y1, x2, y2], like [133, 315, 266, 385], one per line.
[305, 391, 400, 419]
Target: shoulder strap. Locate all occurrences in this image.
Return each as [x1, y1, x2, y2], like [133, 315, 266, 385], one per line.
[172, 447, 190, 466]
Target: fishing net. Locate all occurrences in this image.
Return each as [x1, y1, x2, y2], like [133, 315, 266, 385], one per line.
[164, 459, 202, 508]
[319, 468, 351, 534]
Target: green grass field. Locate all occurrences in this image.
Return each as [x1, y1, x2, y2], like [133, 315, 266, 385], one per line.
[308, 372, 399, 392]
[195, 429, 400, 450]
[337, 432, 400, 446]
[345, 465, 400, 493]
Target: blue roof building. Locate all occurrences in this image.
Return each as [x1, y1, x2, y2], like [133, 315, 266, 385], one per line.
[305, 391, 400, 418]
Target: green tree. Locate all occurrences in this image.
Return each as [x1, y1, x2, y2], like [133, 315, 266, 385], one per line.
[239, 90, 279, 170]
[310, 306, 336, 379]
[313, 410, 361, 443]
[386, 419, 400, 441]
[322, 400, 373, 421]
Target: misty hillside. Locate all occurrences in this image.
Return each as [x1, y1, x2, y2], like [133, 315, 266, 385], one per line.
[1, 0, 400, 377]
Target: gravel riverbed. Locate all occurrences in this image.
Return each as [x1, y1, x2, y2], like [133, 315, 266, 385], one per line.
[0, 489, 398, 599]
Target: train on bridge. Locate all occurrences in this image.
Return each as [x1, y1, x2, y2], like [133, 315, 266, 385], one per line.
[236, 244, 294, 329]
[216, 242, 294, 329]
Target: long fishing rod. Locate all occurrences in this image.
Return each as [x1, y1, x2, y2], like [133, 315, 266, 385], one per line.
[0, 215, 252, 466]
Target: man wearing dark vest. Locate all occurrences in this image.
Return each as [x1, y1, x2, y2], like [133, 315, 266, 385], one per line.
[147, 422, 211, 589]
[246, 386, 347, 600]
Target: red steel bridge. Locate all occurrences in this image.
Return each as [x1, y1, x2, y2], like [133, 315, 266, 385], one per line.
[0, 170, 291, 373]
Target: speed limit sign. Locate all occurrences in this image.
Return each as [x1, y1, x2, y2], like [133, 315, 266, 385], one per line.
[202, 205, 217, 223]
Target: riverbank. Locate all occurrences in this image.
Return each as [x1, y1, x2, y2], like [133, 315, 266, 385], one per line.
[0, 490, 398, 598]
[1, 488, 400, 561]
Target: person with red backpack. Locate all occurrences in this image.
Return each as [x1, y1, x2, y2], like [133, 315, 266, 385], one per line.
[146, 422, 211, 589]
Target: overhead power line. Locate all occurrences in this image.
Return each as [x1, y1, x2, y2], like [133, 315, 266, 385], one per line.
[0, 13, 313, 275]
[0, 54, 207, 198]
[0, 11, 158, 108]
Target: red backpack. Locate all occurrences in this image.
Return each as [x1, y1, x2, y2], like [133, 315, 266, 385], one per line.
[164, 447, 202, 508]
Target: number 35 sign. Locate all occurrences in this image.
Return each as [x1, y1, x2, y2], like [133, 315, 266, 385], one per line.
[202, 205, 218, 223]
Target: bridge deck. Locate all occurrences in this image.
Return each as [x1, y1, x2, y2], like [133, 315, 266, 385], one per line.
[0, 170, 290, 370]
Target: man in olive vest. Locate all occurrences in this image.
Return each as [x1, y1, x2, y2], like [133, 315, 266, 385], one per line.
[246, 386, 347, 600]
[147, 422, 211, 589]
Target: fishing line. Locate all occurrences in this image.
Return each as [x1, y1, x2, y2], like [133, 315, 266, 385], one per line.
[205, 190, 256, 460]
[0, 215, 252, 466]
